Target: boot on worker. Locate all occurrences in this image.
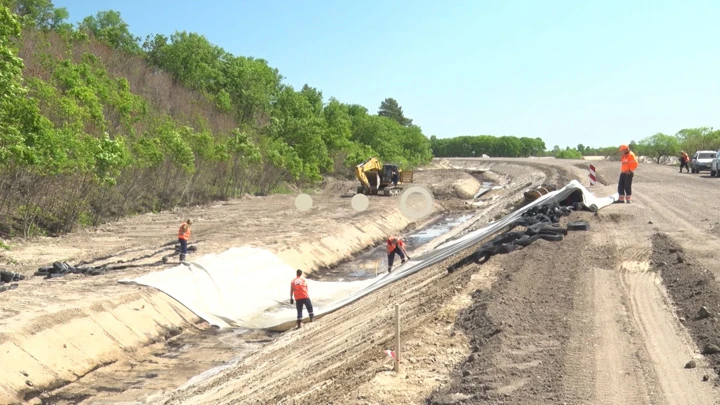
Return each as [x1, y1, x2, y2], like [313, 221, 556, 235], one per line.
[387, 236, 410, 273]
[178, 219, 192, 262]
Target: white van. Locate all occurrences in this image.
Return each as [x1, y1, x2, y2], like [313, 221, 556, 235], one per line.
[691, 150, 717, 173]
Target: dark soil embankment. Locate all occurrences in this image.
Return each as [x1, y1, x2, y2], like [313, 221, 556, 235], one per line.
[652, 233, 720, 378]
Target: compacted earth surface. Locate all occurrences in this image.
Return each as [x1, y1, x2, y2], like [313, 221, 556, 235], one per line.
[5, 158, 720, 404]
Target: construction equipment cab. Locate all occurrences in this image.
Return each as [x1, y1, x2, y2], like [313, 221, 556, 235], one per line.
[355, 157, 413, 196]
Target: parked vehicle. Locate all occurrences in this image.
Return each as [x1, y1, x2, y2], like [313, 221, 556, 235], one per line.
[711, 150, 720, 176]
[691, 150, 717, 173]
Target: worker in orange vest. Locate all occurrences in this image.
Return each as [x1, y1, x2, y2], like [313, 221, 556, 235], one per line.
[387, 236, 410, 273]
[177, 219, 192, 262]
[679, 151, 690, 173]
[617, 144, 638, 203]
[290, 269, 314, 329]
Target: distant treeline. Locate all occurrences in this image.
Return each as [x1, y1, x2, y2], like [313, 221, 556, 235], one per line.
[430, 135, 546, 157]
[550, 127, 720, 161]
[431, 127, 720, 163]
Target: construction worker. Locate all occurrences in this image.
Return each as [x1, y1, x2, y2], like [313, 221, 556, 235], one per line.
[387, 236, 410, 273]
[679, 151, 690, 173]
[290, 269, 314, 329]
[178, 219, 192, 262]
[617, 144, 638, 204]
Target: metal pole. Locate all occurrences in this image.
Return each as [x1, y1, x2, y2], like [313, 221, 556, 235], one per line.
[395, 304, 400, 372]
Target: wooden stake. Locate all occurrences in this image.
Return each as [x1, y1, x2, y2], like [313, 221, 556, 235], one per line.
[395, 303, 400, 372]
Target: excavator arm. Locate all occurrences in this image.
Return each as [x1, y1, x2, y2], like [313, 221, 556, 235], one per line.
[355, 157, 383, 194]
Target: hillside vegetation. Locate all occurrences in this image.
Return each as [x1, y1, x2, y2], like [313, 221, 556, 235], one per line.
[0, 0, 434, 237]
[1, 1, 716, 237]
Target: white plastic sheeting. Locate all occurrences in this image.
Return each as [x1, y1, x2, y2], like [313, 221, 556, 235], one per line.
[119, 247, 378, 329]
[121, 180, 617, 331]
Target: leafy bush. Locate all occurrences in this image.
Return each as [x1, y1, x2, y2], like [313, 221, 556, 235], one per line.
[554, 149, 583, 159]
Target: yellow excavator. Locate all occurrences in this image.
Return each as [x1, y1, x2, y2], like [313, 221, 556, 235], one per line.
[355, 157, 413, 196]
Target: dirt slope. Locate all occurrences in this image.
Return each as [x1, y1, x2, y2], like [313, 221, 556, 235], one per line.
[159, 158, 720, 404]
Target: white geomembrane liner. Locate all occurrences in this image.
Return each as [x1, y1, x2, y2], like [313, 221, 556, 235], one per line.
[119, 246, 377, 330]
[120, 180, 617, 332]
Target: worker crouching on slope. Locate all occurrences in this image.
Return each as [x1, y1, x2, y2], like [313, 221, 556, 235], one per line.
[290, 269, 314, 329]
[387, 236, 410, 273]
[178, 219, 192, 262]
[617, 144, 638, 204]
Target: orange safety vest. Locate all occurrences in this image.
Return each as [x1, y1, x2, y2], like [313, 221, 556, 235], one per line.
[621, 151, 638, 173]
[681, 152, 689, 162]
[291, 276, 309, 299]
[387, 238, 405, 254]
[178, 224, 191, 240]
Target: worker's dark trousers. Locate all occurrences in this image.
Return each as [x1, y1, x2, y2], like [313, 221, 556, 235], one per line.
[295, 298, 314, 320]
[617, 172, 634, 201]
[680, 161, 689, 172]
[178, 238, 188, 261]
[388, 248, 406, 269]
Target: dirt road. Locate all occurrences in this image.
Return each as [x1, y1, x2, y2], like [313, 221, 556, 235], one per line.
[160, 158, 720, 404]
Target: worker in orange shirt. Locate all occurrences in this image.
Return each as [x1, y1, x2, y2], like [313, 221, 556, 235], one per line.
[290, 269, 314, 329]
[679, 151, 690, 173]
[387, 236, 410, 273]
[178, 219, 192, 262]
[617, 144, 638, 203]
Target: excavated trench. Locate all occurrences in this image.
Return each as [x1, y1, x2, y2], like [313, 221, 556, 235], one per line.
[34, 169, 550, 404]
[39, 210, 488, 404]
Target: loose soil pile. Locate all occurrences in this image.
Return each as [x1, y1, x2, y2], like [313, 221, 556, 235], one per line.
[653, 232, 720, 380]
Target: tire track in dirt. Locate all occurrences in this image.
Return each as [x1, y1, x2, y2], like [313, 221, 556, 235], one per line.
[429, 216, 606, 404]
[585, 230, 662, 405]
[590, 266, 655, 405]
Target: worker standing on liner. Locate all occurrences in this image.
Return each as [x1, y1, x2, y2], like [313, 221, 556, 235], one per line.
[617, 144, 638, 203]
[290, 269, 314, 329]
[387, 236, 410, 273]
[178, 219, 192, 262]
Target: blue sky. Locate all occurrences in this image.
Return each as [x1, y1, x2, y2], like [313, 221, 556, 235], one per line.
[56, 0, 720, 148]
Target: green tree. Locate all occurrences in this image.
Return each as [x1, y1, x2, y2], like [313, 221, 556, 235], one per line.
[322, 97, 352, 152]
[378, 97, 413, 126]
[78, 10, 141, 54]
[675, 127, 720, 153]
[143, 31, 225, 90]
[267, 86, 331, 180]
[639, 133, 680, 163]
[0, 4, 39, 166]
[7, 0, 70, 30]
[219, 55, 281, 124]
